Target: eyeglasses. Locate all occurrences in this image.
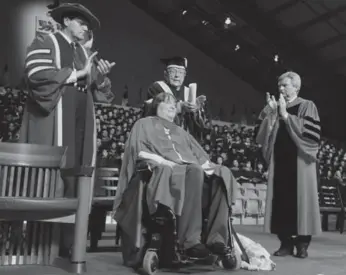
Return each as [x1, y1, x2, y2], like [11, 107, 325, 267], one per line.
[167, 68, 186, 76]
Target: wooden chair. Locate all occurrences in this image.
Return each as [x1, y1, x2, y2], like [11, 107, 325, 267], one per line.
[0, 142, 77, 266]
[88, 167, 119, 251]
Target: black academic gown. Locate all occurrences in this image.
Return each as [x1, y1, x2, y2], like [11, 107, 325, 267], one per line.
[256, 97, 322, 236]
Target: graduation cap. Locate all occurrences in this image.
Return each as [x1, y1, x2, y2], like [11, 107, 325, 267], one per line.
[160, 56, 188, 70]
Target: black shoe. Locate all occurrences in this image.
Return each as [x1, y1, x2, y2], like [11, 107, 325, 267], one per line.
[273, 246, 294, 257]
[207, 242, 229, 256]
[295, 244, 308, 259]
[185, 243, 210, 259]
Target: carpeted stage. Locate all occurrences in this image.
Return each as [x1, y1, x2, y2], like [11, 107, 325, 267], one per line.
[2, 223, 346, 275]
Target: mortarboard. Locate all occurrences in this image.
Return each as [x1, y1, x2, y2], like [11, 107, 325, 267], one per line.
[160, 56, 188, 70]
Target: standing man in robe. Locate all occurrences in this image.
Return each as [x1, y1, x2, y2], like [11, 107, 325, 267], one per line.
[256, 71, 321, 259]
[145, 57, 207, 141]
[19, 3, 115, 255]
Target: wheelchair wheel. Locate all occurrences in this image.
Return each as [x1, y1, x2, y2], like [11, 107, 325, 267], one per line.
[143, 250, 159, 275]
[221, 250, 242, 270]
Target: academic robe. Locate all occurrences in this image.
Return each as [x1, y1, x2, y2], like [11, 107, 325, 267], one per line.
[145, 80, 207, 141]
[256, 97, 321, 236]
[19, 32, 107, 197]
[112, 116, 238, 250]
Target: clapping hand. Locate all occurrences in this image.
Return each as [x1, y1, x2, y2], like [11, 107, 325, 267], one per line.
[266, 92, 277, 111]
[196, 95, 207, 109]
[278, 94, 288, 119]
[96, 58, 116, 76]
[83, 51, 98, 76]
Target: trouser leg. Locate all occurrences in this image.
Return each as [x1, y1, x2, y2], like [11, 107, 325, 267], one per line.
[178, 164, 204, 249]
[204, 177, 229, 246]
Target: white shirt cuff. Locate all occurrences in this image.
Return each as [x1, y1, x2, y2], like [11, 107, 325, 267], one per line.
[65, 69, 77, 84]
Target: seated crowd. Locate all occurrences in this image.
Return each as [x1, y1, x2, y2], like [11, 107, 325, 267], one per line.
[0, 88, 345, 182]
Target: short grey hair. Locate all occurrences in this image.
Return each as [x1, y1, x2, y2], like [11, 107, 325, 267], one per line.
[278, 71, 301, 92]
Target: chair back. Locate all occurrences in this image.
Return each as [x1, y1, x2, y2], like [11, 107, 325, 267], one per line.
[0, 143, 67, 266]
[0, 143, 66, 198]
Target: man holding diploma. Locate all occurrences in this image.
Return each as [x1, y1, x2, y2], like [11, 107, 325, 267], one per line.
[145, 56, 207, 140]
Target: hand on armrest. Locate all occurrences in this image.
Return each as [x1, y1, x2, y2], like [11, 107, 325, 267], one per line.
[201, 161, 215, 175]
[138, 151, 176, 168]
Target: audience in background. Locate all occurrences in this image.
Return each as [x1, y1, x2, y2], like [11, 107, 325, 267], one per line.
[0, 88, 345, 181]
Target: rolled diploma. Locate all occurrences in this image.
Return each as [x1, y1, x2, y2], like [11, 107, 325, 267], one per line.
[188, 83, 197, 104]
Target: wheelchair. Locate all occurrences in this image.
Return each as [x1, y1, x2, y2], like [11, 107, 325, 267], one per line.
[118, 165, 243, 275]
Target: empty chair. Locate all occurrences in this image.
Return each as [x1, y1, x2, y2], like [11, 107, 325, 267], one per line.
[244, 198, 260, 217]
[0, 143, 78, 267]
[245, 189, 259, 199]
[89, 166, 120, 251]
[256, 184, 267, 200]
[259, 200, 266, 217]
[232, 198, 245, 216]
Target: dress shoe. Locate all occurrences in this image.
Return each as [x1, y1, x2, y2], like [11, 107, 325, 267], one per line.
[207, 242, 229, 256]
[273, 246, 294, 256]
[295, 244, 308, 259]
[185, 243, 210, 258]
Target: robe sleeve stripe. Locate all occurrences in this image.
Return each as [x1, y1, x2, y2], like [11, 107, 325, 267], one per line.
[304, 115, 320, 126]
[304, 123, 321, 135]
[26, 59, 53, 68]
[28, 66, 56, 78]
[27, 49, 51, 58]
[302, 132, 320, 143]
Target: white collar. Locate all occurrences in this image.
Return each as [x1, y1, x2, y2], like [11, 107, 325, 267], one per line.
[288, 95, 297, 103]
[58, 31, 74, 45]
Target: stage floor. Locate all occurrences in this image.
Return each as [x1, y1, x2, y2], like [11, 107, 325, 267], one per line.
[2, 224, 346, 275]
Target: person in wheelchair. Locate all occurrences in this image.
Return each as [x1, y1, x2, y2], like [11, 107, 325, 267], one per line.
[112, 92, 238, 263]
